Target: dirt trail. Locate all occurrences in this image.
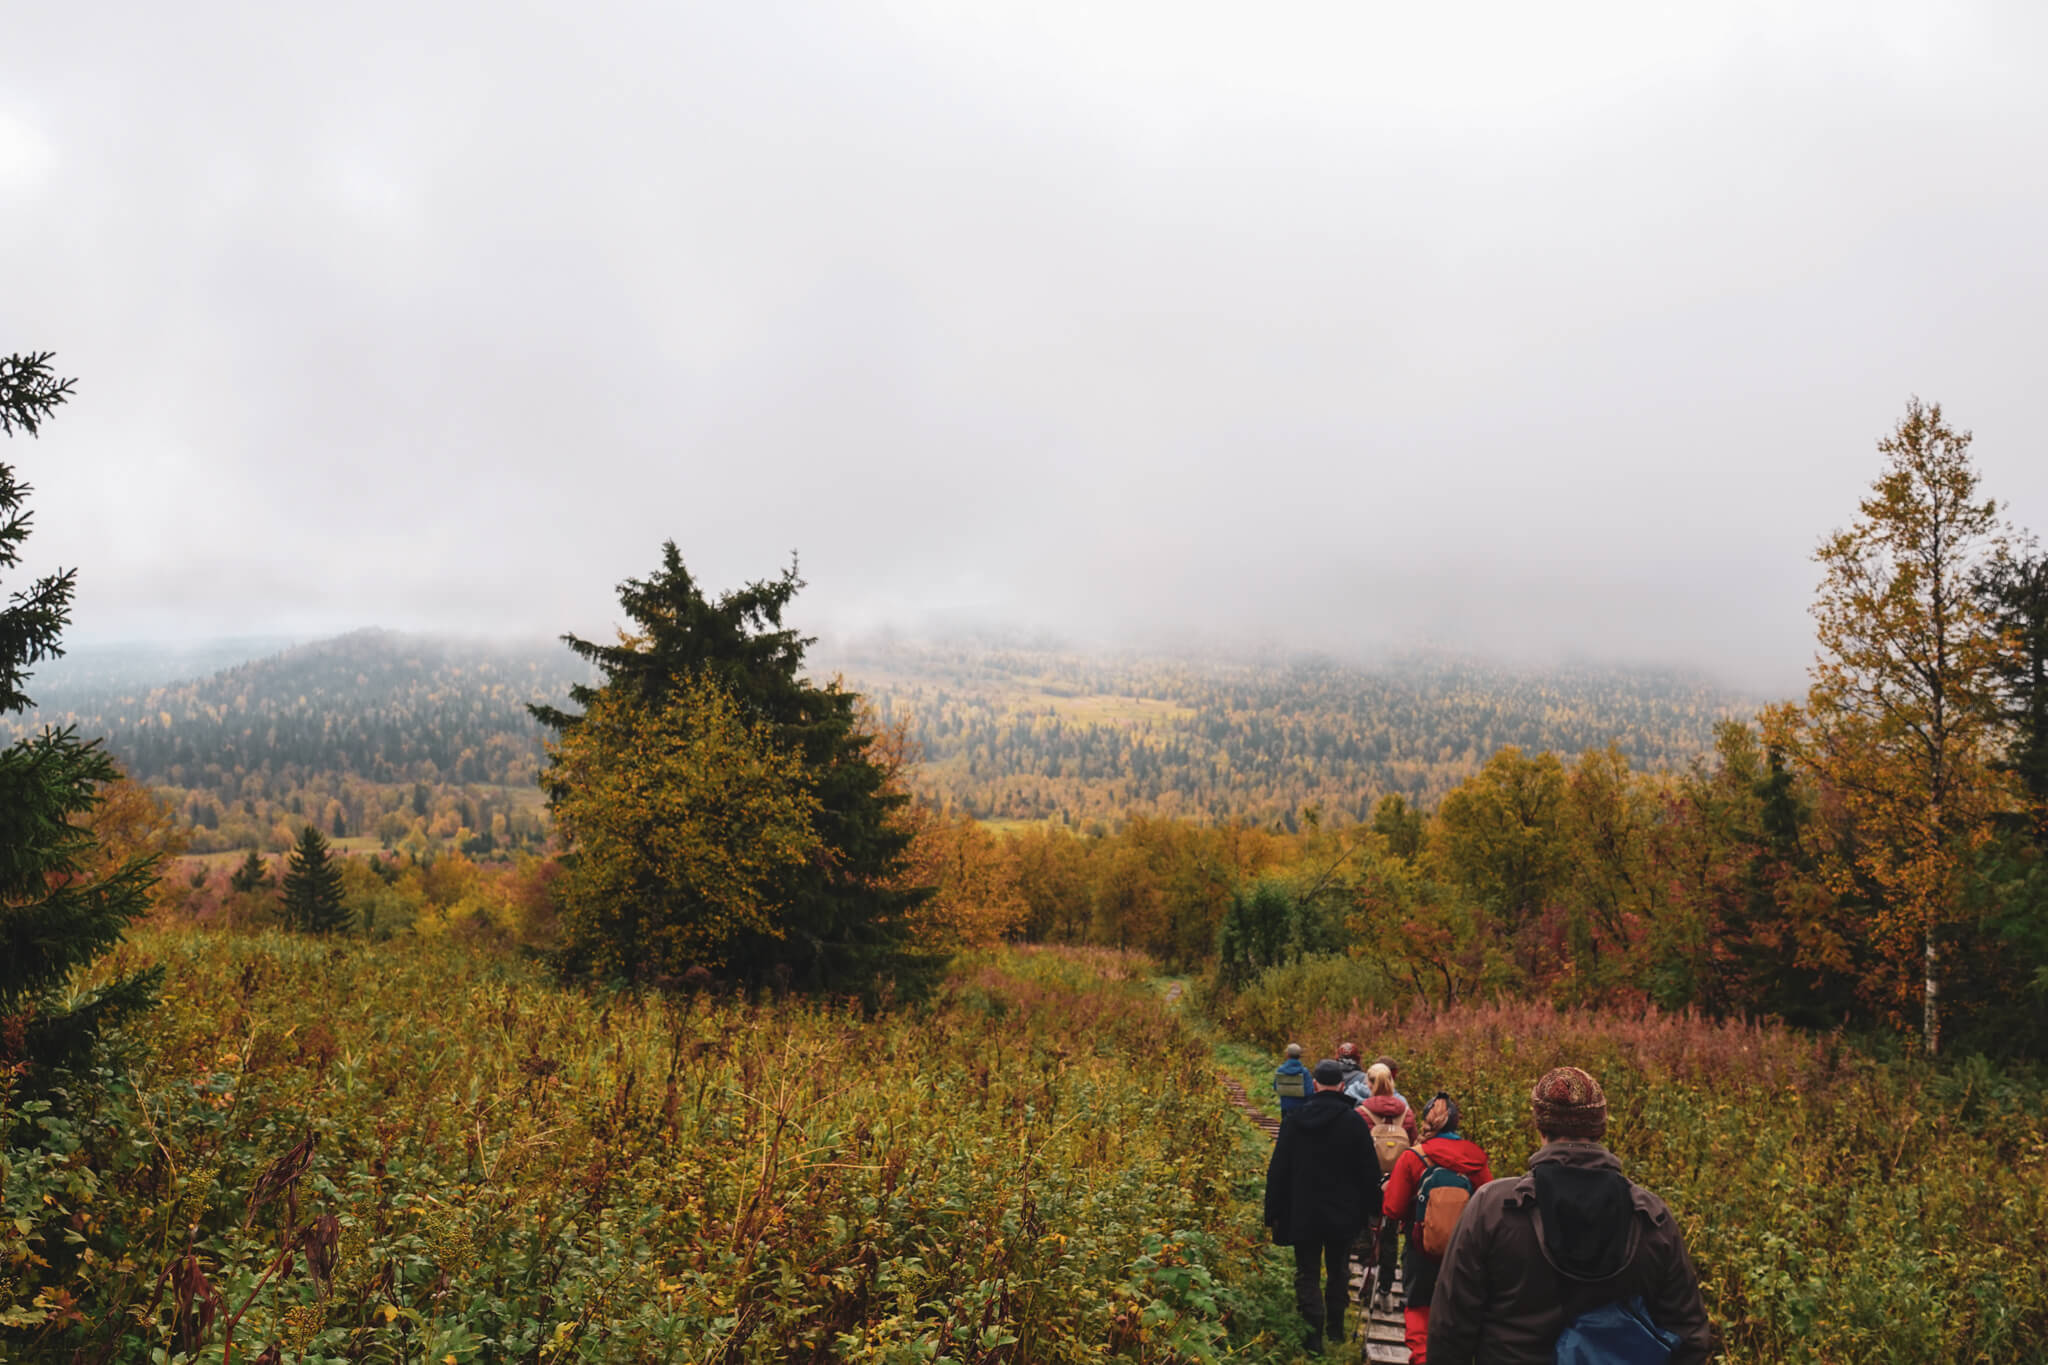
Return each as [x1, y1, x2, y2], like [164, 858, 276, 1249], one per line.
[1220, 1070, 1410, 1363]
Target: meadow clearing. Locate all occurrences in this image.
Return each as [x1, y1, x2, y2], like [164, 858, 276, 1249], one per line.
[6, 933, 2044, 1363]
[5, 936, 1293, 1363]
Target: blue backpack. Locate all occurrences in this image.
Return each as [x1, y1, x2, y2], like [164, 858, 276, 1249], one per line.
[1554, 1296, 1679, 1365]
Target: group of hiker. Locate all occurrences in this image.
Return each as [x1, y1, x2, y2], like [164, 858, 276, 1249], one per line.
[1265, 1044, 1713, 1363]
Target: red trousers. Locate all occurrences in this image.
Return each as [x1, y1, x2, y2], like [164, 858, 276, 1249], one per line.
[1405, 1306, 1430, 1362]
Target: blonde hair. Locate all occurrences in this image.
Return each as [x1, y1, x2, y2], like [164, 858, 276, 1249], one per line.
[1365, 1062, 1394, 1098]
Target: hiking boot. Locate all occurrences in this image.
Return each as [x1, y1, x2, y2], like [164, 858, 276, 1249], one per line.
[1302, 1326, 1325, 1355]
[1326, 1316, 1345, 1342]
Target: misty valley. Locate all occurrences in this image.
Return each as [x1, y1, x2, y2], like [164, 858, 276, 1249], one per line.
[5, 483, 2046, 1361]
[8, 5, 2048, 1350]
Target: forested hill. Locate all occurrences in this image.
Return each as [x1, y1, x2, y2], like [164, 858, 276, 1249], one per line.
[824, 639, 1757, 825]
[23, 636, 299, 700]
[16, 630, 1757, 830]
[14, 630, 591, 789]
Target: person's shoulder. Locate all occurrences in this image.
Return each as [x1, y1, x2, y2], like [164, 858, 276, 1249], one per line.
[1421, 1134, 1483, 1158]
[1626, 1178, 1680, 1227]
[1468, 1172, 1531, 1209]
[1456, 1176, 1534, 1244]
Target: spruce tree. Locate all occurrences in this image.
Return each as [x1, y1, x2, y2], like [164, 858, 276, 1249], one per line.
[229, 848, 270, 894]
[534, 543, 938, 995]
[282, 825, 350, 934]
[0, 353, 161, 1082]
[1976, 544, 2048, 823]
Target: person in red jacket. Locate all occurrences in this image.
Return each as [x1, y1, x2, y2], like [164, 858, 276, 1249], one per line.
[1382, 1091, 1492, 1364]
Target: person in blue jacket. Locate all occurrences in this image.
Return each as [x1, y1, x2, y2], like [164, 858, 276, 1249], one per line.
[1272, 1042, 1311, 1117]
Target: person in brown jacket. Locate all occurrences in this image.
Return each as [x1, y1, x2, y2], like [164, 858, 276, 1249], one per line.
[1426, 1067, 1715, 1365]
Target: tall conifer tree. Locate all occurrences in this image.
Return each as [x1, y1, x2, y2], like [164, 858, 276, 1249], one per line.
[0, 353, 161, 1082]
[282, 825, 350, 934]
[534, 543, 937, 994]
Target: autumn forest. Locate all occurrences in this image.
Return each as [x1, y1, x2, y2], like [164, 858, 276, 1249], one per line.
[19, 401, 2046, 1057]
[6, 363, 2048, 1362]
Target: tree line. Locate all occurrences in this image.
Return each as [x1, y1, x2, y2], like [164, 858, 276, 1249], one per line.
[835, 642, 1745, 825]
[12, 353, 2044, 1108]
[10, 632, 584, 857]
[13, 628, 587, 790]
[22, 630, 1747, 843]
[916, 401, 2045, 1057]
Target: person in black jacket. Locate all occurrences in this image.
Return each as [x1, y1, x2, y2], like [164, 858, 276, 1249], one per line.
[1264, 1058, 1376, 1353]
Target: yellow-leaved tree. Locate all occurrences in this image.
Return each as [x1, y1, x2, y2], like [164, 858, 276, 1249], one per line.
[74, 775, 190, 903]
[1782, 398, 2011, 1054]
[1430, 746, 1569, 978]
[862, 704, 1028, 949]
[546, 671, 821, 980]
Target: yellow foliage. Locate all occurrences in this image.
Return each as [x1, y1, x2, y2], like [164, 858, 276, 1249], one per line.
[547, 674, 820, 978]
[896, 805, 1028, 948]
[1783, 399, 2015, 1053]
[74, 774, 189, 913]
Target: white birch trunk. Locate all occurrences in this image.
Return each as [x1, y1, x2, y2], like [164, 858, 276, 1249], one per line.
[1923, 932, 1941, 1057]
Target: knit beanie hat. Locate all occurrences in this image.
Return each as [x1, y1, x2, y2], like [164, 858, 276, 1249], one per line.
[1312, 1059, 1346, 1087]
[1285, 1042, 1303, 1058]
[1531, 1066, 1608, 1140]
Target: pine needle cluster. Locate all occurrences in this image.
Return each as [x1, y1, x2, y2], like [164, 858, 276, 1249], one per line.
[0, 353, 161, 1085]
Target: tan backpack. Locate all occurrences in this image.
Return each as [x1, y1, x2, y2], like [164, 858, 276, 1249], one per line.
[1369, 1114, 1411, 1177]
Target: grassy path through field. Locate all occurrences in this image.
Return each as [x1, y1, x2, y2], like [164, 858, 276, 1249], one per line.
[1158, 976, 1411, 1364]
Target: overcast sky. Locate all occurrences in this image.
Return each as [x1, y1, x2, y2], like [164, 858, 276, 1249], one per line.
[6, 2, 2045, 692]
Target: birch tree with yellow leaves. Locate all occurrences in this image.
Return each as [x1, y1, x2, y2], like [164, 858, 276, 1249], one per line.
[1785, 398, 2011, 1055]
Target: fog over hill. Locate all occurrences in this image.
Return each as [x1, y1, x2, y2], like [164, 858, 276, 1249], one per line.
[12, 5, 2048, 691]
[21, 636, 302, 703]
[16, 630, 1759, 825]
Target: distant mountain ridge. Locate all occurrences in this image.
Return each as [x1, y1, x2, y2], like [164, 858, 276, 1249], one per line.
[26, 636, 302, 703]
[13, 629, 592, 788]
[14, 629, 1759, 826]
[820, 637, 1757, 823]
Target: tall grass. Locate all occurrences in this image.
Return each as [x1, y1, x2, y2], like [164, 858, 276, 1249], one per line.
[3, 936, 1296, 1363]
[1218, 976, 2048, 1364]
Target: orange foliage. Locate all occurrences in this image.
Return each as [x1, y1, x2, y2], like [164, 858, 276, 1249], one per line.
[76, 774, 189, 912]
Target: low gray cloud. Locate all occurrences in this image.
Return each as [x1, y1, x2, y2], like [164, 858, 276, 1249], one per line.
[6, 1, 2045, 693]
